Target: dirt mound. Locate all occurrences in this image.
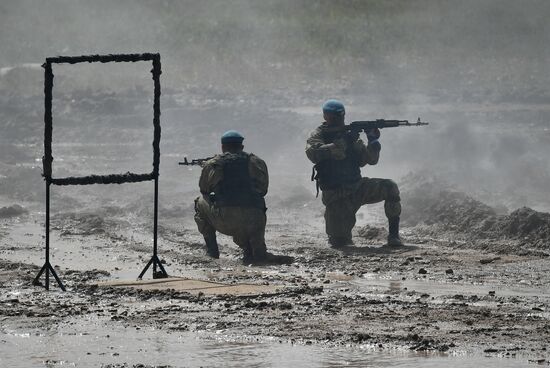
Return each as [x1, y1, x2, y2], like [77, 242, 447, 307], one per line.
[478, 207, 550, 249]
[0, 204, 28, 218]
[401, 172, 497, 235]
[357, 225, 388, 243]
[401, 174, 550, 252]
[403, 190, 496, 229]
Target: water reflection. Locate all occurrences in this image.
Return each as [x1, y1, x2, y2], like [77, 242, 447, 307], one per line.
[0, 320, 534, 367]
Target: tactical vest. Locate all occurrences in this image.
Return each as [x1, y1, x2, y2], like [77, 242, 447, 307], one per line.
[312, 130, 361, 192]
[214, 153, 266, 209]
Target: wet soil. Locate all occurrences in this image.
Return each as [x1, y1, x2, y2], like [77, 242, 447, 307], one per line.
[1, 203, 549, 367]
[1, 90, 550, 367]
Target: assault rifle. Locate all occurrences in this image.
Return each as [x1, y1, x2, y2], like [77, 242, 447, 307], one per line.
[178, 156, 215, 166]
[329, 117, 429, 134]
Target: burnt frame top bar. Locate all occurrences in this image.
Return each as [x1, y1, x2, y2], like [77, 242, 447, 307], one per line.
[43, 53, 161, 185]
[46, 53, 159, 65]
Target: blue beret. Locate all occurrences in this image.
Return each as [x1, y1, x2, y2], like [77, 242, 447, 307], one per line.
[221, 130, 244, 144]
[322, 99, 345, 115]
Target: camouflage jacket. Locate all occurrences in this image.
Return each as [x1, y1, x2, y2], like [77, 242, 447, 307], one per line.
[305, 122, 380, 166]
[199, 152, 268, 197]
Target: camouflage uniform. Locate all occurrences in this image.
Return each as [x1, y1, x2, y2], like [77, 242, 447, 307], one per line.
[306, 122, 401, 245]
[194, 151, 269, 259]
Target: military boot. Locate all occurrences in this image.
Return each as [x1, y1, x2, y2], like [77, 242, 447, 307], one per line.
[251, 251, 294, 265]
[387, 217, 403, 246]
[204, 235, 220, 259]
[243, 244, 268, 264]
[252, 246, 268, 261]
[242, 245, 254, 264]
[328, 236, 354, 248]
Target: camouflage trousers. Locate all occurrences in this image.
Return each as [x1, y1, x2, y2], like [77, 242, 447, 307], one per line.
[321, 177, 401, 241]
[194, 196, 267, 258]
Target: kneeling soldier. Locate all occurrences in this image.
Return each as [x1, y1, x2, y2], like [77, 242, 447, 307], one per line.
[194, 130, 270, 262]
[306, 100, 403, 247]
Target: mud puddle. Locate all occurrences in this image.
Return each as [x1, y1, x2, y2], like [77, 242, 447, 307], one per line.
[354, 275, 550, 300]
[0, 318, 534, 368]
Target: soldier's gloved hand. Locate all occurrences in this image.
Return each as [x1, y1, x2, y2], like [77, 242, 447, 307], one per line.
[352, 139, 367, 152]
[365, 128, 380, 144]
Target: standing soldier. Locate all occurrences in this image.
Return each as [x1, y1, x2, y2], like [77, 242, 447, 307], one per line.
[306, 100, 403, 247]
[194, 130, 272, 262]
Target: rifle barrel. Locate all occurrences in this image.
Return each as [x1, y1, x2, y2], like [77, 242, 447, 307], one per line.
[399, 121, 429, 126]
[178, 157, 190, 165]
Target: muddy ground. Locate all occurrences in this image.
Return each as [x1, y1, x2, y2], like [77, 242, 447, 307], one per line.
[1, 89, 550, 367]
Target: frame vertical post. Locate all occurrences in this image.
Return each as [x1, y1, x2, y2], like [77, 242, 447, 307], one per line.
[138, 53, 167, 279]
[137, 174, 167, 279]
[33, 181, 65, 291]
[33, 61, 65, 291]
[154, 176, 159, 275]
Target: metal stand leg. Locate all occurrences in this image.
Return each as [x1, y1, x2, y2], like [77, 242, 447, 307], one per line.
[33, 182, 66, 291]
[138, 177, 168, 279]
[33, 261, 66, 291]
[138, 254, 168, 280]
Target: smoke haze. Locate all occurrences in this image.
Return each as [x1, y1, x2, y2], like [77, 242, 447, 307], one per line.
[1, 0, 550, 211]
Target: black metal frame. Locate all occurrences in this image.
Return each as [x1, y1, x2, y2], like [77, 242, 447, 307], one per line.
[33, 53, 168, 291]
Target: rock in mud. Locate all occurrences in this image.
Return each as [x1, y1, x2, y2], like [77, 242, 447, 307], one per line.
[480, 257, 500, 264]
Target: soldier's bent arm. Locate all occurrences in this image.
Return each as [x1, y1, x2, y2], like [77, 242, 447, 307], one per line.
[354, 139, 380, 166]
[306, 127, 336, 164]
[249, 154, 269, 196]
[198, 160, 223, 195]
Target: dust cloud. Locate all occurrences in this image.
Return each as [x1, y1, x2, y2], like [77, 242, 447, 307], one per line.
[1, 0, 549, 211]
